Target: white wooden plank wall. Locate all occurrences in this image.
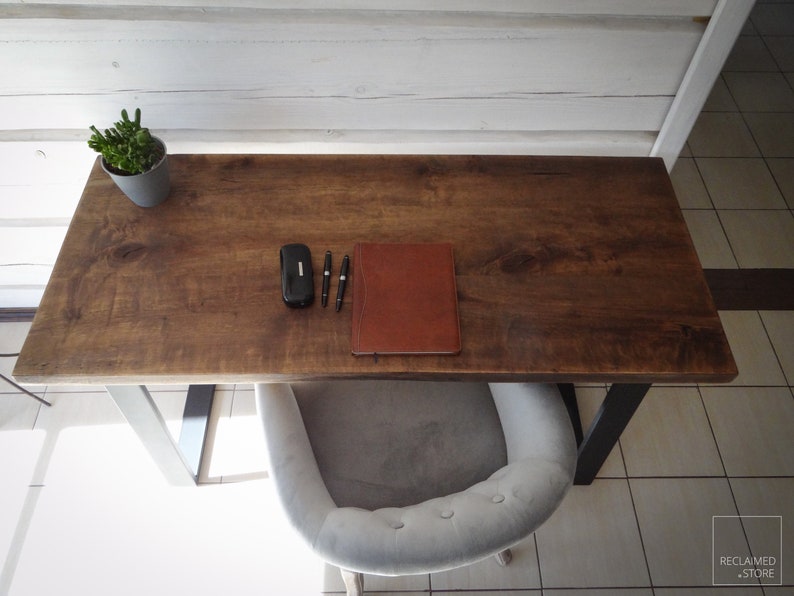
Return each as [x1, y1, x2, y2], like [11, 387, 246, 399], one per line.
[0, 0, 753, 308]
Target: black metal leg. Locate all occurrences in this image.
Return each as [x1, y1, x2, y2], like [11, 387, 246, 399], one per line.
[557, 383, 584, 446]
[573, 383, 651, 485]
[178, 384, 216, 479]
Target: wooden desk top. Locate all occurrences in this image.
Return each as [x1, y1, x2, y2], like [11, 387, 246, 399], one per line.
[15, 154, 737, 385]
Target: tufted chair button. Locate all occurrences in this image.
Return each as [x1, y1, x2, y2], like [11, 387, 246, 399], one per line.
[390, 521, 405, 529]
[492, 494, 505, 503]
[441, 510, 454, 519]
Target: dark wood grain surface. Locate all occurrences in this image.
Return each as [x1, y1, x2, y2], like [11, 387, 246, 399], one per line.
[14, 155, 737, 384]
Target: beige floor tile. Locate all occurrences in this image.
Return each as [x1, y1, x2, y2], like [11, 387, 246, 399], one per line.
[655, 588, 764, 595]
[18, 384, 104, 395]
[323, 567, 430, 593]
[1, 322, 33, 382]
[759, 311, 794, 386]
[724, 35, 780, 72]
[0, 359, 17, 380]
[9, 387, 325, 594]
[671, 158, 713, 209]
[751, 3, 794, 36]
[765, 35, 794, 71]
[542, 591, 652, 596]
[681, 210, 738, 269]
[730, 478, 793, 585]
[208, 388, 267, 482]
[31, 391, 127, 434]
[620, 387, 723, 477]
[0, 394, 42, 431]
[150, 389, 189, 441]
[231, 385, 257, 414]
[744, 113, 794, 157]
[715, 311, 787, 387]
[0, 376, 43, 397]
[430, 536, 540, 591]
[13, 472, 324, 596]
[723, 72, 794, 112]
[430, 590, 540, 596]
[0, 430, 45, 577]
[0, 322, 31, 352]
[575, 386, 626, 478]
[766, 158, 794, 209]
[687, 113, 760, 157]
[631, 478, 747, 587]
[534, 480, 650, 588]
[701, 386, 794, 476]
[718, 210, 794, 268]
[765, 588, 794, 595]
[696, 158, 787, 209]
[30, 399, 170, 489]
[200, 388, 234, 483]
[703, 77, 739, 112]
[146, 383, 191, 393]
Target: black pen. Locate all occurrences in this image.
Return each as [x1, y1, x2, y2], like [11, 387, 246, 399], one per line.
[335, 255, 349, 312]
[321, 251, 332, 307]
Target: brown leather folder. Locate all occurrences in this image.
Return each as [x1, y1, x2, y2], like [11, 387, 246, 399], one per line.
[351, 242, 461, 355]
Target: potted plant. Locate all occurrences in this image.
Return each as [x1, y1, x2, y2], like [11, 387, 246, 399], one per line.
[88, 108, 170, 207]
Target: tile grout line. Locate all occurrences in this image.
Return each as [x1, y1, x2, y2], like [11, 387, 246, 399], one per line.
[701, 73, 758, 269]
[757, 310, 794, 387]
[0, 426, 61, 595]
[533, 531, 544, 592]
[692, 380, 760, 587]
[622, 476, 656, 592]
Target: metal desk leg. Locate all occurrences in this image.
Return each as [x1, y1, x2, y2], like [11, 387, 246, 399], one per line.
[178, 384, 216, 478]
[572, 383, 651, 485]
[106, 385, 215, 486]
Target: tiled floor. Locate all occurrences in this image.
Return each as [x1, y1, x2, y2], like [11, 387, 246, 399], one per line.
[2, 3, 794, 595]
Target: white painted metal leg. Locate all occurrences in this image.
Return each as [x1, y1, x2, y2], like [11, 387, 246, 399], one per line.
[651, 0, 755, 169]
[106, 385, 196, 487]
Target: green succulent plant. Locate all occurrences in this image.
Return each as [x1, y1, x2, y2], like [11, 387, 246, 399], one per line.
[88, 108, 164, 175]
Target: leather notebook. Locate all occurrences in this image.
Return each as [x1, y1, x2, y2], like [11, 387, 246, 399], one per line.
[351, 242, 461, 355]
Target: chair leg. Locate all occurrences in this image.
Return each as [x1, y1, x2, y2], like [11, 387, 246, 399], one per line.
[495, 548, 513, 566]
[340, 569, 364, 596]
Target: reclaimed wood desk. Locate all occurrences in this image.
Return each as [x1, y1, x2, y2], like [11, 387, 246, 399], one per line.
[14, 155, 737, 486]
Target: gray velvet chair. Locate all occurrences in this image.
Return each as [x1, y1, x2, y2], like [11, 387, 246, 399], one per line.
[255, 381, 576, 595]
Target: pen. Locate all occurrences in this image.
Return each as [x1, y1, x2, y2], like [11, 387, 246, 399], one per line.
[321, 251, 332, 307]
[335, 254, 349, 312]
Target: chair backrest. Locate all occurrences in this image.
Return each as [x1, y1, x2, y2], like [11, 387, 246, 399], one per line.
[291, 380, 507, 509]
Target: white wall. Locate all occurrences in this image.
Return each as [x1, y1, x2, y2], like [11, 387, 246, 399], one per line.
[0, 0, 754, 308]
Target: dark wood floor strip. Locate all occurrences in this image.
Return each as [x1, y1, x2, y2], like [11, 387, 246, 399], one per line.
[0, 308, 36, 322]
[2, 269, 793, 323]
[704, 269, 794, 311]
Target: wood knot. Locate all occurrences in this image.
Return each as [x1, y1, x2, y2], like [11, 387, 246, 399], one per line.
[496, 251, 537, 273]
[111, 243, 147, 263]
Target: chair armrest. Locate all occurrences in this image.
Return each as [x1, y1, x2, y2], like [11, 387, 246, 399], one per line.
[256, 381, 577, 578]
[255, 383, 337, 542]
[488, 382, 578, 470]
[313, 455, 573, 576]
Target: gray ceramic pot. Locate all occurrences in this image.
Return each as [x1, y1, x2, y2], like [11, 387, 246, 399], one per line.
[102, 137, 170, 208]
